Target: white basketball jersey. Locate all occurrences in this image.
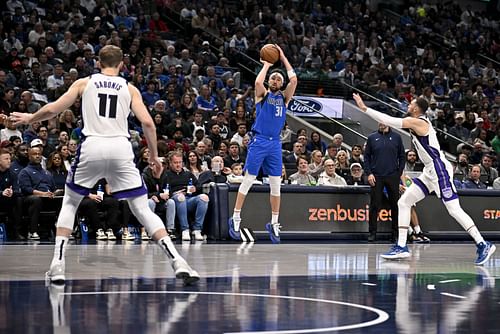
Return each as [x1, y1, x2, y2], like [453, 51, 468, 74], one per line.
[81, 73, 131, 138]
[410, 116, 449, 169]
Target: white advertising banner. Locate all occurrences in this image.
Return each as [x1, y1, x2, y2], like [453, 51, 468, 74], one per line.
[288, 96, 344, 119]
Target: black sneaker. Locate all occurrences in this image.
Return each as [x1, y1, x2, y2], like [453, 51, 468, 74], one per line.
[415, 232, 430, 243]
[167, 229, 176, 240]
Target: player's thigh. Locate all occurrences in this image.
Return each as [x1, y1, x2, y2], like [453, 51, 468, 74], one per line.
[261, 141, 282, 177]
[244, 140, 267, 175]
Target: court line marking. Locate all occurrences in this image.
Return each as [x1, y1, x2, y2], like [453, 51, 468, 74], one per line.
[438, 279, 461, 284]
[440, 292, 466, 299]
[361, 282, 377, 286]
[62, 290, 389, 333]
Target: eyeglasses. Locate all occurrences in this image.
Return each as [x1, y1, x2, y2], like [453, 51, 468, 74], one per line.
[325, 164, 335, 167]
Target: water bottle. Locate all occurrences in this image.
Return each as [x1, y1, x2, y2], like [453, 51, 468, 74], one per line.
[97, 184, 104, 200]
[80, 217, 88, 243]
[163, 184, 170, 196]
[187, 178, 194, 195]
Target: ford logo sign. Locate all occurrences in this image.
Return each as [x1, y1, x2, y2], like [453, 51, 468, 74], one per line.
[289, 98, 322, 114]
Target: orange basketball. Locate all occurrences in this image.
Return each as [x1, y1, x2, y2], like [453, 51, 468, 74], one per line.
[260, 44, 280, 64]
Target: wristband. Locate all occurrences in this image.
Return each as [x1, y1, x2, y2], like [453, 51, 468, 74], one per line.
[287, 69, 296, 78]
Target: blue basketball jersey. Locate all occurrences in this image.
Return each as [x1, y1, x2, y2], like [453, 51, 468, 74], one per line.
[251, 91, 286, 138]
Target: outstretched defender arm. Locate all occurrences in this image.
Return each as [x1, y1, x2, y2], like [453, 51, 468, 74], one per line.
[353, 93, 429, 136]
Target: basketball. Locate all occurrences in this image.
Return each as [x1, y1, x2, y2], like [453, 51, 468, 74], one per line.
[260, 44, 280, 64]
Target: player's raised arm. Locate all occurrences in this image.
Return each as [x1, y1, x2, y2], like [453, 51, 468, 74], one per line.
[352, 93, 429, 136]
[275, 44, 297, 105]
[11, 79, 87, 126]
[255, 60, 273, 101]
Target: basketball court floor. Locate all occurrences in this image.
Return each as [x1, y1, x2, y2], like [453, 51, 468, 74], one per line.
[0, 241, 499, 333]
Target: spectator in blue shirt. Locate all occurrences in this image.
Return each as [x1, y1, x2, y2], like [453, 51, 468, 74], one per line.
[18, 147, 61, 240]
[141, 81, 160, 110]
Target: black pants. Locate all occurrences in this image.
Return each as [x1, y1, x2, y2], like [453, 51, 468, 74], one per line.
[79, 197, 120, 231]
[369, 174, 400, 236]
[0, 197, 22, 237]
[24, 196, 62, 233]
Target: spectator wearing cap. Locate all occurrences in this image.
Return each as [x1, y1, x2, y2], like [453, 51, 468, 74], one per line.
[215, 110, 230, 139]
[198, 41, 218, 66]
[449, 82, 463, 106]
[18, 146, 59, 240]
[0, 148, 23, 240]
[425, 99, 438, 121]
[346, 162, 368, 186]
[6, 59, 30, 89]
[448, 113, 470, 142]
[469, 117, 484, 142]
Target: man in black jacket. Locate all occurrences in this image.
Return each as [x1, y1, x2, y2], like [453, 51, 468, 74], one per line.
[166, 152, 209, 241]
[364, 123, 405, 242]
[0, 149, 23, 239]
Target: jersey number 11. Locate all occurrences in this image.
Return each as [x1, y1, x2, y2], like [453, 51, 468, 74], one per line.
[98, 93, 118, 118]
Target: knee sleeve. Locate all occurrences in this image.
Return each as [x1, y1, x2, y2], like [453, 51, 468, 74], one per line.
[56, 186, 84, 230]
[269, 176, 281, 196]
[238, 173, 257, 196]
[127, 195, 165, 236]
[444, 199, 475, 231]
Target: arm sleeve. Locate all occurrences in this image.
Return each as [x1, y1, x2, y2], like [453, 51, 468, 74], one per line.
[365, 108, 404, 129]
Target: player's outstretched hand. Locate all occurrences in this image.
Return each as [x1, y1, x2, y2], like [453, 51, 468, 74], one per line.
[10, 112, 34, 126]
[352, 93, 367, 111]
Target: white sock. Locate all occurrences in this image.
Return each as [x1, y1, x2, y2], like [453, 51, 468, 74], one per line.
[51, 236, 68, 267]
[413, 225, 422, 234]
[467, 226, 485, 245]
[407, 226, 414, 235]
[397, 227, 409, 247]
[158, 236, 180, 260]
[233, 209, 241, 222]
[271, 212, 279, 225]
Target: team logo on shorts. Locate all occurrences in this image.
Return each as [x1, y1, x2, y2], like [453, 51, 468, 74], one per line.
[441, 187, 453, 199]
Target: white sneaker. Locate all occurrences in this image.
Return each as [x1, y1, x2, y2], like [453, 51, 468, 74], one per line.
[122, 231, 135, 240]
[172, 258, 200, 285]
[96, 229, 107, 240]
[192, 230, 204, 241]
[141, 231, 149, 240]
[46, 262, 65, 284]
[28, 232, 40, 240]
[106, 229, 116, 240]
[181, 230, 191, 241]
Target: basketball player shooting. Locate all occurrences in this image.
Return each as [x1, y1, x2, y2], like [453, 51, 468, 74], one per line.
[228, 44, 297, 243]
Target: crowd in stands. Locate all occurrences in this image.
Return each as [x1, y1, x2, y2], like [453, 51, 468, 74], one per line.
[0, 0, 498, 240]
